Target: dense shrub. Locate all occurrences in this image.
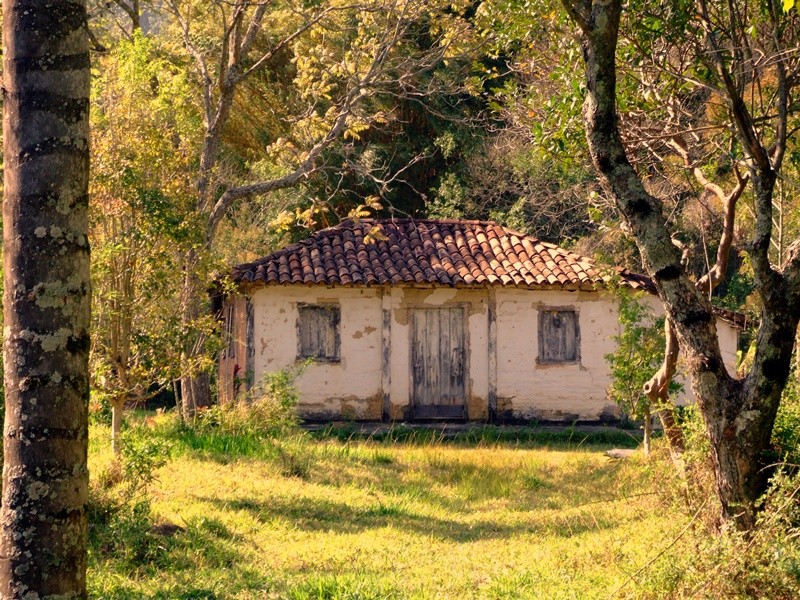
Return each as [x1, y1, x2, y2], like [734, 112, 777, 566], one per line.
[635, 404, 800, 598]
[195, 362, 308, 438]
[638, 468, 800, 599]
[89, 427, 174, 566]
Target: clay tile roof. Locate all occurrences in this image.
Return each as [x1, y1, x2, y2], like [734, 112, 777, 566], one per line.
[231, 218, 656, 292]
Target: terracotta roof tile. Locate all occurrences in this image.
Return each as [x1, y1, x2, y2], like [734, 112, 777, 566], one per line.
[231, 218, 656, 292]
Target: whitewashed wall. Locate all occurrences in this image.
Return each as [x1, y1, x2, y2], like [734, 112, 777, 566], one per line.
[249, 286, 384, 419]
[494, 288, 620, 421]
[244, 285, 740, 422]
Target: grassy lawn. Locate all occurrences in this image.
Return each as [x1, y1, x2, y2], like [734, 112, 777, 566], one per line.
[88, 419, 685, 599]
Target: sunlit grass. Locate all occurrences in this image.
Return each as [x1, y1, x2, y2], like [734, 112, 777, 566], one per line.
[87, 416, 680, 599]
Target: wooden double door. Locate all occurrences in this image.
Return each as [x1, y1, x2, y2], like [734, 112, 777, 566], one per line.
[410, 307, 467, 419]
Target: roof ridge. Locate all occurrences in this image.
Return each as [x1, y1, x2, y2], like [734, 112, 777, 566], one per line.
[231, 217, 655, 293]
[357, 217, 503, 226]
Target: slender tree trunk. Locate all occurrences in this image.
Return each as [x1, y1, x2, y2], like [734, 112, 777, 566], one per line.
[642, 406, 651, 457]
[179, 249, 212, 421]
[111, 398, 124, 456]
[180, 370, 212, 421]
[0, 0, 91, 595]
[655, 404, 686, 456]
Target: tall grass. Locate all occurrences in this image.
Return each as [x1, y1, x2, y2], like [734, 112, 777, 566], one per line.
[88, 412, 669, 599]
[87, 406, 800, 599]
[312, 423, 641, 448]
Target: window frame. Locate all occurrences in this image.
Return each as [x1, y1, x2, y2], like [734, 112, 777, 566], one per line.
[296, 303, 341, 362]
[537, 307, 581, 365]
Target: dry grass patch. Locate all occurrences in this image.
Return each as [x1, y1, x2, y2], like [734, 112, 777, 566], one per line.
[88, 419, 682, 599]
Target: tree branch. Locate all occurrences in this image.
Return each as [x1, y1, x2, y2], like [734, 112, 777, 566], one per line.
[232, 5, 336, 86]
[667, 135, 749, 294]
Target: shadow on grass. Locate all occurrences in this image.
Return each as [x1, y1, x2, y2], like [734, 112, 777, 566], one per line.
[309, 423, 643, 449]
[162, 422, 642, 465]
[197, 492, 630, 542]
[161, 427, 644, 517]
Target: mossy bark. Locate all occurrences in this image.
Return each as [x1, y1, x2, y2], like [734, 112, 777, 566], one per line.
[563, 0, 799, 529]
[0, 0, 91, 596]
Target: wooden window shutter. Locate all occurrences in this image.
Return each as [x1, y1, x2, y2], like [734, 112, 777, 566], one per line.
[539, 309, 579, 363]
[298, 305, 341, 361]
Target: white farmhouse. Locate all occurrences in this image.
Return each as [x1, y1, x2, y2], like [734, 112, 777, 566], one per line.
[218, 218, 740, 422]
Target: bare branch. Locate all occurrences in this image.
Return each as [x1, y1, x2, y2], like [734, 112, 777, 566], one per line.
[696, 0, 771, 171]
[112, 0, 140, 30]
[232, 6, 335, 86]
[206, 99, 355, 239]
[167, 0, 213, 124]
[667, 136, 749, 294]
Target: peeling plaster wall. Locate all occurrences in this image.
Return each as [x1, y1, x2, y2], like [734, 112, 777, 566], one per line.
[249, 285, 490, 421]
[250, 286, 383, 420]
[246, 284, 741, 423]
[495, 289, 618, 421]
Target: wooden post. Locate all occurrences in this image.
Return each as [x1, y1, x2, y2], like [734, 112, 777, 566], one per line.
[381, 288, 392, 421]
[488, 287, 498, 422]
[246, 297, 255, 390]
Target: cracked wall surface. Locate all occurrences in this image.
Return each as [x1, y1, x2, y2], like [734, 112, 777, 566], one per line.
[240, 285, 740, 422]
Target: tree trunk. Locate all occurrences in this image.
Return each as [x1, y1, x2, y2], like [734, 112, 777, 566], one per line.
[655, 403, 685, 456]
[180, 371, 212, 421]
[562, 0, 799, 529]
[111, 398, 125, 457]
[642, 406, 651, 457]
[179, 249, 212, 421]
[0, 0, 91, 596]
[705, 307, 796, 529]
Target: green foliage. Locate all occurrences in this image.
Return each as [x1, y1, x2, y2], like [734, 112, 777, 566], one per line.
[773, 372, 800, 465]
[312, 424, 640, 448]
[89, 389, 113, 426]
[639, 467, 800, 598]
[120, 429, 174, 496]
[89, 425, 175, 570]
[605, 290, 681, 422]
[634, 403, 800, 597]
[287, 574, 399, 600]
[90, 30, 202, 404]
[195, 362, 309, 439]
[88, 493, 162, 568]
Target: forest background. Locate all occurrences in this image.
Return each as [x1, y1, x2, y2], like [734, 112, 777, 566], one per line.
[5, 0, 800, 595]
[84, 0, 776, 419]
[86, 0, 612, 422]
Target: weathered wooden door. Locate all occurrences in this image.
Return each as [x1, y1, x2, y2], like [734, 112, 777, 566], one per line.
[410, 307, 467, 419]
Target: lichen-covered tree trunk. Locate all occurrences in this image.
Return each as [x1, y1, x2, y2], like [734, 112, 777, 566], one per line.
[0, 0, 91, 596]
[561, 0, 800, 529]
